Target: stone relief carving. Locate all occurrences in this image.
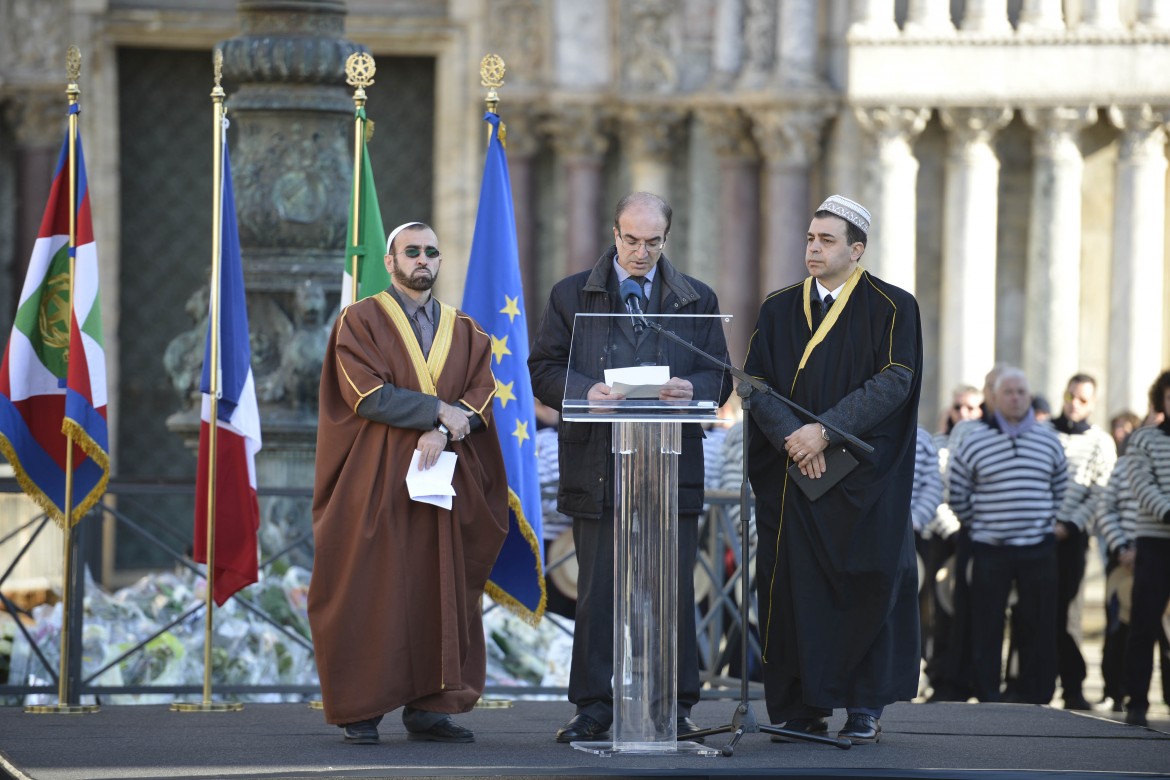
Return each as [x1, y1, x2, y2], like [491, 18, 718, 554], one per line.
[165, 280, 333, 413]
[749, 106, 830, 166]
[738, 0, 777, 89]
[696, 106, 759, 159]
[0, 0, 66, 74]
[620, 0, 680, 93]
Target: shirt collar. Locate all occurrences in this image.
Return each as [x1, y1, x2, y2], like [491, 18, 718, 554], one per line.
[388, 285, 432, 320]
[815, 279, 844, 301]
[612, 254, 657, 287]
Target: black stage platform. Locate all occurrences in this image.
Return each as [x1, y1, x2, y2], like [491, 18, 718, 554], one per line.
[2, 700, 1168, 780]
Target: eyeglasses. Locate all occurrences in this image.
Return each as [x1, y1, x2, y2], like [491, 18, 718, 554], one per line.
[401, 245, 441, 259]
[616, 232, 665, 253]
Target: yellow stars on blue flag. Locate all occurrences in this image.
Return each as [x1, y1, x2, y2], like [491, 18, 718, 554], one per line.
[496, 378, 516, 408]
[512, 419, 529, 447]
[500, 295, 521, 323]
[490, 333, 511, 364]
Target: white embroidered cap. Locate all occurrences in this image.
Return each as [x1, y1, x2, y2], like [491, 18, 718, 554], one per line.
[816, 194, 871, 235]
[385, 221, 427, 254]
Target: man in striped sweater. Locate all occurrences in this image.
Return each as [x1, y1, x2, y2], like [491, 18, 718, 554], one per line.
[1094, 451, 1139, 712]
[1122, 369, 1170, 728]
[949, 367, 1068, 704]
[1050, 374, 1117, 710]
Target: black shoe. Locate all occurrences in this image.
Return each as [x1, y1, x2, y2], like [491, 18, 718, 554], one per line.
[770, 716, 829, 742]
[555, 713, 611, 743]
[839, 713, 881, 744]
[1063, 694, 1093, 711]
[677, 716, 705, 743]
[341, 717, 380, 745]
[405, 716, 475, 743]
[1125, 709, 1149, 727]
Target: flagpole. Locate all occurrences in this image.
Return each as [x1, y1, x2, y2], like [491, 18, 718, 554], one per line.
[345, 52, 375, 306]
[173, 49, 240, 713]
[26, 46, 100, 717]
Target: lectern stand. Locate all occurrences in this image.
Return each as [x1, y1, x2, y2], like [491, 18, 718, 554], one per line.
[561, 312, 731, 757]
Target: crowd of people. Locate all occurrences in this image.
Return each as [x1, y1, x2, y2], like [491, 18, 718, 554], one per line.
[913, 367, 1170, 729]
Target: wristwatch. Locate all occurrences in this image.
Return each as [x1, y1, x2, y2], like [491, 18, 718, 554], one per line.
[436, 423, 452, 441]
[819, 423, 830, 443]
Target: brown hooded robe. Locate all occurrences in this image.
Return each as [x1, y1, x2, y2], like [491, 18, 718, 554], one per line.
[309, 292, 508, 725]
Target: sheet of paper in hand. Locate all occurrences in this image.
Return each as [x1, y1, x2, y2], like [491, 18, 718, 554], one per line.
[603, 365, 671, 399]
[787, 445, 859, 501]
[407, 450, 458, 509]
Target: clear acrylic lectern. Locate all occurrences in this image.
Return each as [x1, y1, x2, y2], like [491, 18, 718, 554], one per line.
[561, 312, 731, 757]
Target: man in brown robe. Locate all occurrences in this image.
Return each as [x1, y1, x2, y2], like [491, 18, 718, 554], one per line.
[309, 222, 509, 745]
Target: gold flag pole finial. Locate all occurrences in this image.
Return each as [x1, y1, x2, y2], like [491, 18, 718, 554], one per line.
[480, 53, 505, 116]
[212, 48, 225, 101]
[66, 46, 81, 104]
[346, 52, 376, 113]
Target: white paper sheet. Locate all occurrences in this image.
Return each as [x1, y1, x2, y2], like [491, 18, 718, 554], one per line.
[603, 365, 671, 399]
[406, 450, 458, 509]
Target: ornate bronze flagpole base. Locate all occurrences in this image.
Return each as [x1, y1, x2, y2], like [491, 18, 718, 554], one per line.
[171, 701, 243, 713]
[25, 703, 100, 715]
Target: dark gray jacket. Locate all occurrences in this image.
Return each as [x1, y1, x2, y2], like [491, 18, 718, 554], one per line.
[528, 248, 732, 519]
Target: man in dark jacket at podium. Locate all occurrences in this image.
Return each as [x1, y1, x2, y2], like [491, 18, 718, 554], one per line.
[742, 195, 923, 745]
[529, 191, 732, 744]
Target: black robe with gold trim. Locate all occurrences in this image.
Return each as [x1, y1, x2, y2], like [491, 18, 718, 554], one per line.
[743, 266, 922, 722]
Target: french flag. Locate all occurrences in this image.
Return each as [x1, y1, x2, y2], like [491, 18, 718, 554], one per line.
[194, 136, 262, 607]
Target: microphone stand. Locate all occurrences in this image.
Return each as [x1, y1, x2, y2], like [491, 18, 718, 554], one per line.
[636, 314, 859, 754]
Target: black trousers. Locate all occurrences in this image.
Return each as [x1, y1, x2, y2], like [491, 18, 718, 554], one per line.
[568, 508, 700, 725]
[1055, 528, 1089, 698]
[970, 538, 1057, 704]
[1124, 537, 1170, 714]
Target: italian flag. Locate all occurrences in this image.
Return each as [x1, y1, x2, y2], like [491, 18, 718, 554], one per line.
[340, 108, 390, 307]
[0, 109, 109, 527]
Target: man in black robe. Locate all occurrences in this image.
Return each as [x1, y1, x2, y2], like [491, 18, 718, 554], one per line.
[742, 195, 923, 745]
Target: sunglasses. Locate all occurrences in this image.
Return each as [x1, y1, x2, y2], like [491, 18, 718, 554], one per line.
[402, 245, 440, 259]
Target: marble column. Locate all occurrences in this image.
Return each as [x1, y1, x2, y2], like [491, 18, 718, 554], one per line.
[1018, 0, 1067, 32]
[620, 106, 686, 201]
[855, 106, 931, 293]
[1137, 0, 1170, 29]
[851, 0, 899, 35]
[1106, 105, 1168, 415]
[696, 107, 760, 365]
[1021, 107, 1096, 404]
[938, 107, 1013, 401]
[750, 106, 828, 293]
[544, 103, 609, 275]
[959, 0, 1012, 33]
[777, 0, 819, 87]
[1080, 0, 1124, 29]
[905, 0, 956, 35]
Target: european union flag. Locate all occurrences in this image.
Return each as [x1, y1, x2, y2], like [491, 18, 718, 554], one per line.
[462, 112, 545, 624]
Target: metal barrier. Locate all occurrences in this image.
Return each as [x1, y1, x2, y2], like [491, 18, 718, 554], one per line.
[1, 480, 758, 702]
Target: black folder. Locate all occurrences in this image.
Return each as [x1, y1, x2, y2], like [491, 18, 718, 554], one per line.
[787, 445, 859, 501]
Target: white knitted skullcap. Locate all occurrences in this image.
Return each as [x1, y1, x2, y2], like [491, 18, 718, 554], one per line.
[816, 195, 871, 234]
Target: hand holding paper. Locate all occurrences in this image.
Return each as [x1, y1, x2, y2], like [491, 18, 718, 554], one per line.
[604, 365, 671, 399]
[407, 450, 458, 510]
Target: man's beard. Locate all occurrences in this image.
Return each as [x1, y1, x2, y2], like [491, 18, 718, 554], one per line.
[392, 258, 437, 291]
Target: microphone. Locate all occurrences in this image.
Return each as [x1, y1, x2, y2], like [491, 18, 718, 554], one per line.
[619, 277, 647, 334]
